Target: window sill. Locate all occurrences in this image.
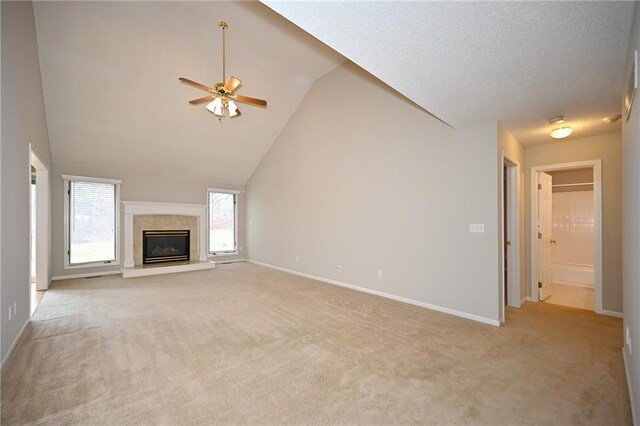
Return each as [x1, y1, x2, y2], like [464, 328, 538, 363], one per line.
[64, 261, 120, 270]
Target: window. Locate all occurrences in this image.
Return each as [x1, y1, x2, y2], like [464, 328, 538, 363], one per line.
[64, 175, 121, 268]
[208, 189, 238, 255]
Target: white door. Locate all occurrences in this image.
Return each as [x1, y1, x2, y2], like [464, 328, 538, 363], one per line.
[537, 172, 553, 300]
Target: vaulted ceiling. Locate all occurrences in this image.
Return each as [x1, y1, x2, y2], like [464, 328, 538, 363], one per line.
[34, 1, 635, 187]
[33, 1, 343, 185]
[264, 1, 634, 145]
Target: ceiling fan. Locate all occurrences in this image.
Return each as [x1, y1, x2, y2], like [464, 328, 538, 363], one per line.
[179, 21, 267, 120]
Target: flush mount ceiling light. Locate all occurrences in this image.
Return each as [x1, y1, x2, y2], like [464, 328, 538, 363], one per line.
[603, 114, 622, 124]
[550, 127, 572, 139]
[548, 116, 572, 139]
[179, 21, 267, 121]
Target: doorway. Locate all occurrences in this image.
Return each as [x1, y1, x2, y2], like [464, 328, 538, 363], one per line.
[500, 154, 521, 323]
[530, 160, 602, 312]
[29, 147, 49, 316]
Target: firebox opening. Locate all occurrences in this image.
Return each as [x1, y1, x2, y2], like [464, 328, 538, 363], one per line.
[143, 230, 190, 265]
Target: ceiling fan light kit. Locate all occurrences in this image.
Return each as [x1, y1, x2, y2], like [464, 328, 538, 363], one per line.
[179, 21, 267, 121]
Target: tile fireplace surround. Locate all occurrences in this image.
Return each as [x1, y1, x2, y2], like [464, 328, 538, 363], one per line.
[121, 201, 215, 278]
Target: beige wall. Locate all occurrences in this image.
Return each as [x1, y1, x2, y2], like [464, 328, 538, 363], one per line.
[548, 168, 593, 185]
[622, 2, 640, 419]
[498, 124, 527, 306]
[1, 1, 53, 360]
[51, 164, 246, 278]
[246, 63, 501, 323]
[524, 133, 622, 312]
[549, 168, 594, 193]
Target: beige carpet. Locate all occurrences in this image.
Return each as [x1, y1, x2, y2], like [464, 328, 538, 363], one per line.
[1, 262, 631, 425]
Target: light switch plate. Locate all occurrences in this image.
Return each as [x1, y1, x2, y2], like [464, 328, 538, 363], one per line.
[469, 223, 485, 233]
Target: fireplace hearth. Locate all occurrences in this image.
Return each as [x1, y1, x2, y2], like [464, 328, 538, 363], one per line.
[143, 230, 190, 265]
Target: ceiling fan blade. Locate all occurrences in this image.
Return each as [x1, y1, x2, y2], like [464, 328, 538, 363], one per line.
[235, 94, 267, 107]
[189, 95, 214, 105]
[179, 77, 213, 92]
[224, 76, 242, 92]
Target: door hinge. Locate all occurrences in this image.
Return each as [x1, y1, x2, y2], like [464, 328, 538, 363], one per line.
[538, 184, 542, 190]
[538, 282, 542, 288]
[538, 232, 542, 239]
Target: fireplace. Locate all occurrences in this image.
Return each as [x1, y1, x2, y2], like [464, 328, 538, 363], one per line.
[142, 230, 190, 265]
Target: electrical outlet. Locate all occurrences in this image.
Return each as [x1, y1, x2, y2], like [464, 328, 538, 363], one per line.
[377, 270, 383, 278]
[13, 301, 16, 316]
[295, 256, 299, 262]
[627, 327, 632, 355]
[337, 265, 342, 272]
[8, 305, 12, 321]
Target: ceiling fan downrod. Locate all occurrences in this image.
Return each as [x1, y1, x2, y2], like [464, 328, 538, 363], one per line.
[219, 21, 228, 84]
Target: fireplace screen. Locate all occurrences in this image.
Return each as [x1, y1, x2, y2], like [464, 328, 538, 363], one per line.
[143, 230, 190, 264]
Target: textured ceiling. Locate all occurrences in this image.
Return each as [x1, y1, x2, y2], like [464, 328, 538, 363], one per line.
[33, 1, 343, 185]
[263, 1, 634, 145]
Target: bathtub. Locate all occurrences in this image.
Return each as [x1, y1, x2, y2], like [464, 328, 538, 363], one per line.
[551, 263, 594, 287]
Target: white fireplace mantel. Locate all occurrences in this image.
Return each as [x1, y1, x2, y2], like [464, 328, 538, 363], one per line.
[121, 201, 214, 278]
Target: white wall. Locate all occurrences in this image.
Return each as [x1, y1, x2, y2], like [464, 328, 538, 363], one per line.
[622, 2, 640, 422]
[1, 1, 53, 361]
[524, 133, 622, 312]
[246, 63, 501, 324]
[51, 164, 246, 278]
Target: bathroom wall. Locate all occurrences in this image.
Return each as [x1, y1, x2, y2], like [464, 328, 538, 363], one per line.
[549, 168, 594, 193]
[551, 190, 595, 267]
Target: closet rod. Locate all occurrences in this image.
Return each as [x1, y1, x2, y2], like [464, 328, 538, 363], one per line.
[551, 182, 593, 188]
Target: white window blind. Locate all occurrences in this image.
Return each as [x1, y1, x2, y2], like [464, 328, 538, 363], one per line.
[67, 180, 117, 265]
[208, 191, 237, 254]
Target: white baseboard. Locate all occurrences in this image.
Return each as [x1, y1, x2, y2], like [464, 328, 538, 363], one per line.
[247, 260, 500, 327]
[623, 348, 637, 426]
[52, 270, 121, 281]
[598, 309, 623, 318]
[526, 296, 536, 302]
[1, 319, 30, 373]
[214, 258, 246, 265]
[520, 297, 528, 306]
[552, 281, 595, 289]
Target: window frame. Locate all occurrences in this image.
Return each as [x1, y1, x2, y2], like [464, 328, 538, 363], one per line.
[207, 188, 239, 257]
[63, 175, 122, 269]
